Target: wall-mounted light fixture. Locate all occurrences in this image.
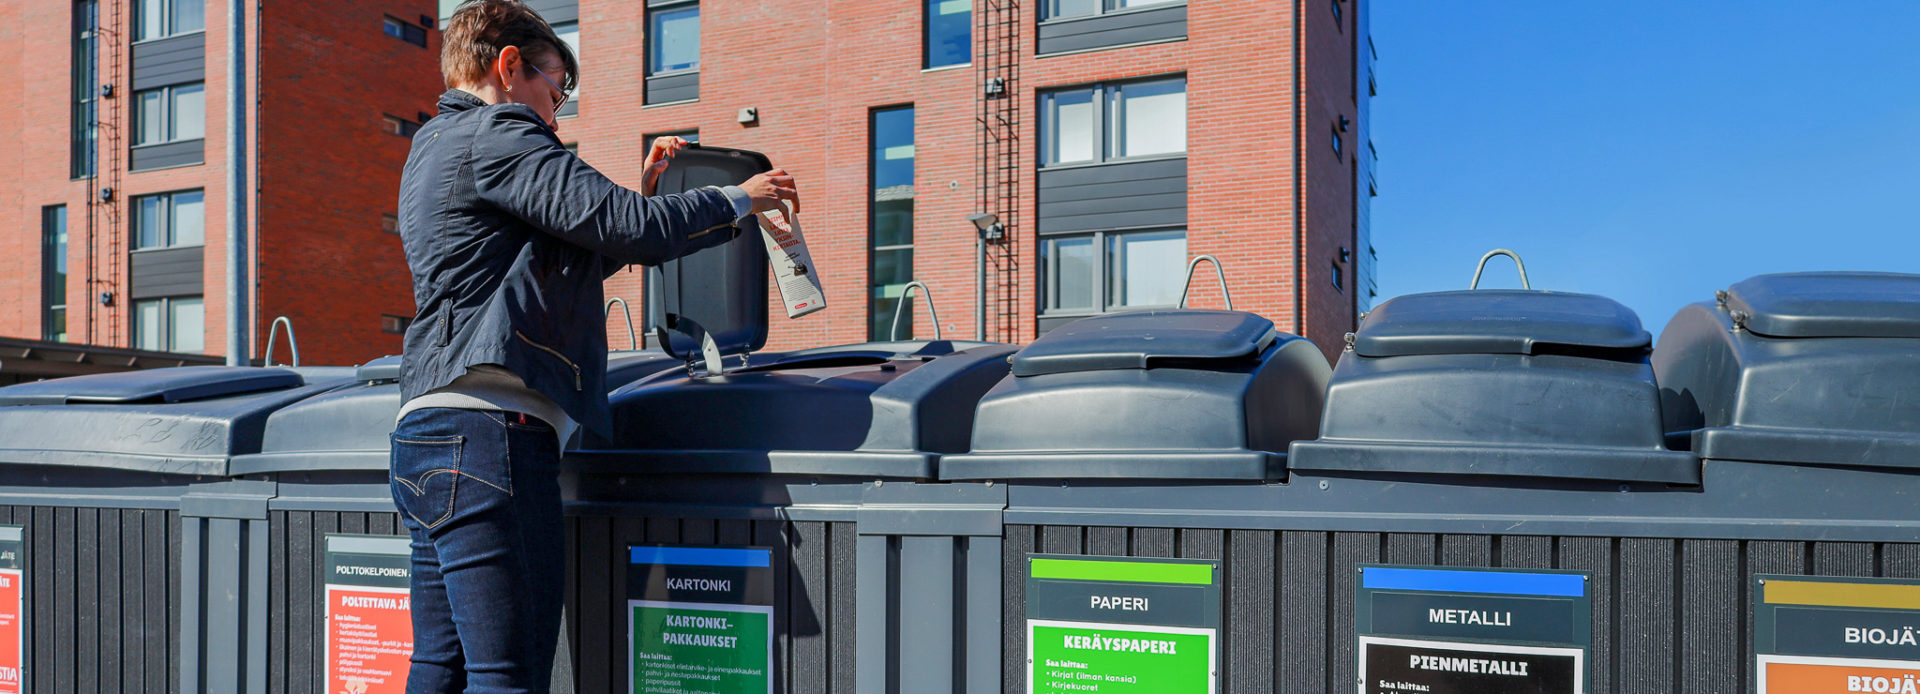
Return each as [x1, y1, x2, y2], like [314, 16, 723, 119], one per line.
[737, 107, 759, 125]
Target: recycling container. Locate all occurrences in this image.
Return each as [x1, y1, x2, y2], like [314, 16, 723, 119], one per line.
[0, 366, 351, 694]
[564, 338, 1015, 694]
[226, 350, 688, 694]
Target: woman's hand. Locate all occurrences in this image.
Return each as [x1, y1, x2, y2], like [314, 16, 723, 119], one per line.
[640, 136, 692, 195]
[741, 168, 800, 216]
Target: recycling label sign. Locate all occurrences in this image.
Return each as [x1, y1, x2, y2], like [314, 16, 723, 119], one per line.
[1026, 554, 1220, 693]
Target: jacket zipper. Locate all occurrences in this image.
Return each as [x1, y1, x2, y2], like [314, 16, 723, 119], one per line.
[515, 330, 583, 391]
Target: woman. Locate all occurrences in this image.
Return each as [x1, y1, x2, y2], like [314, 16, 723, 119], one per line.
[388, 1, 798, 691]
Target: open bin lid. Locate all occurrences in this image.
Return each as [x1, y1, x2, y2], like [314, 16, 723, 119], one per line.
[1010, 310, 1276, 376]
[646, 145, 771, 365]
[1654, 272, 1920, 470]
[942, 311, 1330, 482]
[232, 351, 688, 474]
[576, 342, 1017, 479]
[0, 366, 345, 476]
[1723, 272, 1920, 338]
[1352, 290, 1651, 358]
[1290, 290, 1696, 485]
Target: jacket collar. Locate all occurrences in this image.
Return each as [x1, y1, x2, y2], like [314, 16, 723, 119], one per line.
[438, 89, 489, 115]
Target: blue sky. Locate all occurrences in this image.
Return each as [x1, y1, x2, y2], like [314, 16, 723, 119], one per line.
[1368, 2, 1920, 336]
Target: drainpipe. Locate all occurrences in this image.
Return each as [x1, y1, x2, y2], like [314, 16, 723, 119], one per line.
[225, 0, 249, 365]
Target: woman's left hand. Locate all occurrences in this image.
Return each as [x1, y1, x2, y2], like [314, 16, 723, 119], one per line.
[640, 136, 691, 195]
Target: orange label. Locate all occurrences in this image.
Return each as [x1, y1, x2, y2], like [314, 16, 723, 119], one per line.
[1765, 661, 1920, 693]
[0, 570, 20, 694]
[326, 587, 413, 694]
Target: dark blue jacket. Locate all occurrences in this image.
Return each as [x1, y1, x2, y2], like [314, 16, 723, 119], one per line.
[397, 89, 737, 436]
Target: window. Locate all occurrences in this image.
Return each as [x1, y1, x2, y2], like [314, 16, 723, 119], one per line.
[43, 207, 69, 342]
[134, 296, 204, 353]
[925, 0, 971, 69]
[1045, 0, 1179, 20]
[1041, 76, 1185, 166]
[437, 0, 459, 23]
[133, 83, 205, 146]
[1041, 229, 1186, 314]
[553, 20, 580, 114]
[383, 16, 427, 47]
[133, 190, 205, 249]
[134, 0, 204, 41]
[381, 314, 414, 334]
[869, 107, 915, 341]
[72, 0, 97, 179]
[647, 130, 699, 149]
[649, 1, 700, 75]
[1331, 0, 1341, 24]
[381, 213, 399, 235]
[1331, 122, 1342, 158]
[1331, 260, 1344, 291]
[382, 114, 423, 137]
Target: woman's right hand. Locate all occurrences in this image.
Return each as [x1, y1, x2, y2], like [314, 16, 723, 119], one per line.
[741, 168, 800, 215]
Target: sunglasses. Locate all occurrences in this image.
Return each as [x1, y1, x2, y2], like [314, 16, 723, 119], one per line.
[528, 62, 572, 114]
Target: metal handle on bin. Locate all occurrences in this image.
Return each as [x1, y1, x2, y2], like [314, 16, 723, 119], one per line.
[1177, 255, 1234, 310]
[1469, 249, 1531, 290]
[264, 316, 299, 367]
[605, 297, 637, 350]
[889, 281, 943, 341]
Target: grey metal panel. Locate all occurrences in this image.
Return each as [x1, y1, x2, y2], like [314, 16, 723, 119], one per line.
[1086, 526, 1126, 555]
[525, 0, 577, 23]
[1386, 533, 1434, 564]
[247, 517, 269, 693]
[1278, 531, 1327, 694]
[757, 520, 792, 692]
[900, 536, 956, 693]
[1042, 525, 1082, 554]
[1617, 539, 1675, 694]
[646, 72, 699, 104]
[54, 506, 74, 694]
[1680, 540, 1739, 694]
[1228, 530, 1273, 693]
[1036, 4, 1186, 55]
[78, 509, 99, 694]
[1133, 528, 1173, 557]
[130, 247, 206, 300]
[791, 520, 828, 694]
[100, 510, 123, 693]
[1814, 541, 1877, 576]
[1002, 526, 1032, 694]
[831, 522, 858, 694]
[179, 517, 204, 693]
[1328, 533, 1378, 694]
[854, 533, 890, 694]
[131, 33, 206, 90]
[965, 536, 1003, 694]
[1441, 534, 1492, 566]
[31, 507, 51, 694]
[131, 139, 205, 171]
[1887, 544, 1920, 578]
[269, 511, 288, 694]
[1035, 159, 1187, 234]
[1558, 537, 1611, 694]
[1500, 535, 1554, 569]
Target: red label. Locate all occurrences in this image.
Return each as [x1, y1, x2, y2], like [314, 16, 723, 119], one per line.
[0, 570, 21, 694]
[326, 587, 412, 694]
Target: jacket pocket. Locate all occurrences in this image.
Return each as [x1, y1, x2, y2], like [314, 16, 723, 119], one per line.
[515, 330, 583, 391]
[389, 433, 465, 529]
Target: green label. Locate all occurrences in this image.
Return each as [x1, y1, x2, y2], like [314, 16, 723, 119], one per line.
[1030, 558, 1216, 586]
[1028, 620, 1215, 693]
[629, 602, 771, 694]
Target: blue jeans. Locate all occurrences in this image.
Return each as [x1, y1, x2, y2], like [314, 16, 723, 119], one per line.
[390, 407, 564, 694]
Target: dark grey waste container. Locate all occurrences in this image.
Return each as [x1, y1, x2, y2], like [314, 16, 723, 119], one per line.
[939, 309, 1331, 694]
[0, 366, 349, 694]
[563, 339, 1015, 694]
[226, 350, 687, 694]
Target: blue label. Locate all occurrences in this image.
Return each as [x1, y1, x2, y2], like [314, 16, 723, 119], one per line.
[629, 545, 772, 568]
[1362, 567, 1586, 598]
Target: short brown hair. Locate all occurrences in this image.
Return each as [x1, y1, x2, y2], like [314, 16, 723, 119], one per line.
[440, 0, 578, 92]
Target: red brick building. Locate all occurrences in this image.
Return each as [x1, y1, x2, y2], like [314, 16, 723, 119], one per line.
[0, 0, 1372, 366]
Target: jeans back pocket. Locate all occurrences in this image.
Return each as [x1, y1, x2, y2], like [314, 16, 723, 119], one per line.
[390, 434, 465, 530]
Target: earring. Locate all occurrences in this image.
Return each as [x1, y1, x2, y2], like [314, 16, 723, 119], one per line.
[504, 83, 514, 92]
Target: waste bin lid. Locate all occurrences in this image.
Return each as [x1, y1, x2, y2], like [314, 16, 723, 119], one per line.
[647, 145, 772, 364]
[355, 356, 402, 382]
[0, 365, 306, 406]
[1011, 310, 1276, 377]
[1353, 290, 1650, 358]
[1724, 272, 1920, 338]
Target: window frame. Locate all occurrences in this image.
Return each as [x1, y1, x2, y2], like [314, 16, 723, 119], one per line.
[131, 189, 206, 250]
[1039, 76, 1187, 167]
[132, 0, 206, 43]
[867, 106, 917, 341]
[552, 20, 581, 116]
[43, 206, 69, 342]
[1039, 227, 1188, 318]
[646, 0, 701, 77]
[132, 82, 205, 148]
[133, 295, 205, 353]
[923, 0, 972, 70]
[1041, 0, 1183, 22]
[382, 15, 428, 47]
